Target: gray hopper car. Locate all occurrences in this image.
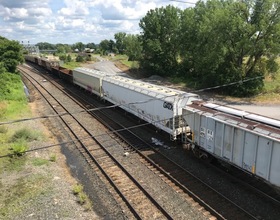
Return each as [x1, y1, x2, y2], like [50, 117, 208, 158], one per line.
[72, 67, 200, 139]
[183, 101, 280, 187]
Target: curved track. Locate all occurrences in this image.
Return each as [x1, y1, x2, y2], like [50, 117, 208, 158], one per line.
[19, 65, 172, 220]
[19, 64, 280, 219]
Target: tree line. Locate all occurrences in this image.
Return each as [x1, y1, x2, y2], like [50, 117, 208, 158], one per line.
[70, 0, 280, 96]
[139, 0, 280, 96]
[1, 0, 279, 96]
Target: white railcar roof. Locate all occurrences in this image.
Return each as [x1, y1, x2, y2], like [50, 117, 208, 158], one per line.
[103, 75, 199, 101]
[73, 67, 114, 78]
[185, 102, 280, 141]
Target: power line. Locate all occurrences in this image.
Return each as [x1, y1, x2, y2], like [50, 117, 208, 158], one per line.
[1, 95, 278, 159]
[170, 0, 197, 4]
[0, 75, 264, 126]
[194, 76, 264, 92]
[0, 107, 224, 159]
[0, 119, 153, 159]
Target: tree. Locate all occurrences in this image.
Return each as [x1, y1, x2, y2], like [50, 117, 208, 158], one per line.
[36, 42, 55, 50]
[109, 40, 117, 53]
[114, 32, 126, 54]
[139, 5, 182, 76]
[0, 36, 24, 73]
[59, 54, 67, 62]
[76, 55, 84, 62]
[99, 39, 117, 54]
[85, 42, 96, 50]
[179, 0, 280, 96]
[72, 42, 85, 52]
[124, 34, 142, 61]
[66, 54, 72, 62]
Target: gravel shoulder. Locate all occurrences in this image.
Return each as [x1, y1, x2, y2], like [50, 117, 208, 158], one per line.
[0, 75, 124, 220]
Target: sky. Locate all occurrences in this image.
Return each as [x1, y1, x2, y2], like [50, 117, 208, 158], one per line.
[0, 0, 198, 45]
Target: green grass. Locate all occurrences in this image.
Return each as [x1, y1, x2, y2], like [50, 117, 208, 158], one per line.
[0, 72, 31, 120]
[10, 140, 28, 157]
[32, 158, 49, 166]
[10, 127, 43, 142]
[0, 174, 51, 218]
[5, 156, 27, 172]
[0, 125, 8, 134]
[61, 61, 81, 70]
[255, 57, 280, 103]
[72, 183, 92, 210]
[263, 75, 280, 93]
[49, 154, 57, 162]
[121, 60, 140, 69]
[109, 54, 140, 69]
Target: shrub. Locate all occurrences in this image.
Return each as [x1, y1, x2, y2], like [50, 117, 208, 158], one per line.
[76, 55, 84, 62]
[11, 141, 28, 157]
[78, 192, 87, 204]
[49, 154, 57, 162]
[0, 125, 8, 133]
[72, 184, 83, 195]
[10, 128, 41, 142]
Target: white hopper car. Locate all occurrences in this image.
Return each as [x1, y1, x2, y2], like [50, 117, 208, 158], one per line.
[73, 67, 200, 139]
[183, 101, 280, 187]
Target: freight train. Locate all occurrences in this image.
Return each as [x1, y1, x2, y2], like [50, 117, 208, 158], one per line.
[24, 55, 280, 188]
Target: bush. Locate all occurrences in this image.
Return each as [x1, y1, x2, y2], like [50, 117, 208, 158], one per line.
[66, 54, 72, 62]
[10, 128, 41, 142]
[78, 192, 87, 204]
[76, 55, 84, 62]
[11, 141, 28, 157]
[0, 125, 8, 133]
[72, 184, 83, 195]
[49, 154, 57, 162]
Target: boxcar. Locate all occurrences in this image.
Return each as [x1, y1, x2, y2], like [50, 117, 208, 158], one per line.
[183, 101, 280, 187]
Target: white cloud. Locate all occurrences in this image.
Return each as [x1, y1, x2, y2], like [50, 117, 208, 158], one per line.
[3, 7, 28, 19]
[58, 0, 89, 16]
[0, 0, 197, 44]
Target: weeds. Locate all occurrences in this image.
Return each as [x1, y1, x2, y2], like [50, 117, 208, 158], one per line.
[49, 154, 56, 162]
[72, 184, 83, 195]
[10, 128, 42, 142]
[11, 141, 28, 157]
[0, 125, 8, 133]
[72, 184, 92, 211]
[78, 192, 87, 204]
[32, 158, 49, 166]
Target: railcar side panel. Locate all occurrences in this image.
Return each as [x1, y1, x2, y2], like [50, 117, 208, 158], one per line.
[255, 137, 272, 179]
[270, 142, 280, 185]
[206, 117, 215, 154]
[72, 68, 103, 96]
[102, 80, 176, 135]
[232, 129, 244, 167]
[214, 121, 223, 157]
[183, 106, 280, 187]
[242, 132, 257, 172]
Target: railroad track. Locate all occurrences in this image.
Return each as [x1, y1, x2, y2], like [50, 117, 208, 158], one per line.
[19, 65, 173, 220]
[20, 64, 280, 219]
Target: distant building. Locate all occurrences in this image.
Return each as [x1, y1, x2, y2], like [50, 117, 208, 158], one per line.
[84, 48, 94, 53]
[108, 52, 115, 57]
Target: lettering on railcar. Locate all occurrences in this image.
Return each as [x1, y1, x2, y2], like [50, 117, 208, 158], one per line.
[163, 102, 173, 111]
[243, 162, 252, 172]
[200, 127, 206, 138]
[207, 129, 214, 141]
